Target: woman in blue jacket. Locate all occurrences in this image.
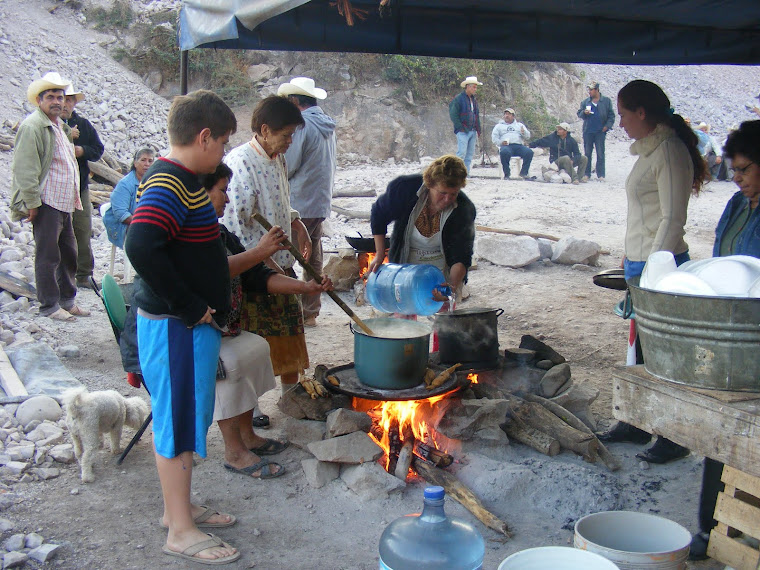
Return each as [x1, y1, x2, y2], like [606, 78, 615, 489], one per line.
[103, 148, 155, 248]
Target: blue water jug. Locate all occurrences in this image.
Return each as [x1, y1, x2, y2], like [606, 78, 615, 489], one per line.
[378, 486, 485, 570]
[365, 264, 449, 316]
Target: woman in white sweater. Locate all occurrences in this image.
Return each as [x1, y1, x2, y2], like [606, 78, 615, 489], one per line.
[598, 80, 708, 464]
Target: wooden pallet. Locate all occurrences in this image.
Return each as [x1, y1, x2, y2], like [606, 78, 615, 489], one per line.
[707, 465, 760, 570]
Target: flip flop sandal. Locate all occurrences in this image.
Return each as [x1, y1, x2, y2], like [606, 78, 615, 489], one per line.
[48, 308, 76, 322]
[162, 533, 240, 565]
[249, 438, 290, 456]
[160, 505, 237, 529]
[66, 305, 91, 316]
[252, 414, 270, 428]
[224, 459, 286, 479]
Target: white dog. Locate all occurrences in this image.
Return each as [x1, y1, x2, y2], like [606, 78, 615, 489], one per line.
[63, 387, 150, 483]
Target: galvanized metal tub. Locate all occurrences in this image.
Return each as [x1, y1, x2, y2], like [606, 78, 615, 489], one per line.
[628, 277, 760, 391]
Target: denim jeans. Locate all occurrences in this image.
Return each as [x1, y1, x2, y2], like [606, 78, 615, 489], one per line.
[455, 130, 477, 172]
[624, 250, 691, 280]
[498, 144, 533, 177]
[583, 130, 607, 178]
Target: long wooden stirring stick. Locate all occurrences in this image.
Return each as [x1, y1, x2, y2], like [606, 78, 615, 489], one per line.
[252, 212, 375, 336]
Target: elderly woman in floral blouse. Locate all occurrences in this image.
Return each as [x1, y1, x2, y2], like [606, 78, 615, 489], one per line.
[222, 96, 312, 395]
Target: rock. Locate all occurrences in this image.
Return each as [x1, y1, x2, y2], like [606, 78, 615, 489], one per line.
[436, 399, 509, 440]
[48, 444, 75, 464]
[0, 495, 14, 512]
[323, 253, 360, 291]
[503, 347, 537, 365]
[2, 551, 27, 568]
[551, 236, 601, 266]
[6, 446, 34, 462]
[28, 544, 61, 563]
[3, 461, 28, 475]
[3, 534, 24, 551]
[325, 409, 372, 438]
[539, 363, 572, 397]
[307, 431, 383, 464]
[340, 462, 406, 499]
[24, 423, 63, 444]
[571, 263, 598, 272]
[31, 467, 60, 480]
[536, 359, 554, 370]
[24, 533, 43, 549]
[519, 335, 566, 365]
[550, 382, 600, 431]
[477, 235, 540, 268]
[278, 385, 351, 421]
[0, 519, 13, 533]
[301, 458, 340, 488]
[284, 419, 326, 450]
[15, 395, 63, 428]
[58, 345, 80, 358]
[537, 238, 554, 260]
[6, 343, 83, 398]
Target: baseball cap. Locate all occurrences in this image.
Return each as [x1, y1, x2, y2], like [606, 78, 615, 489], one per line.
[587, 82, 600, 90]
[504, 107, 516, 114]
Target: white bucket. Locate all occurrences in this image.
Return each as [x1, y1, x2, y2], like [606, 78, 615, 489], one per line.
[574, 511, 691, 569]
[498, 546, 618, 569]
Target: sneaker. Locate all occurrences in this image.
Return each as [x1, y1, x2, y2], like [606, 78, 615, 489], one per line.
[304, 316, 317, 327]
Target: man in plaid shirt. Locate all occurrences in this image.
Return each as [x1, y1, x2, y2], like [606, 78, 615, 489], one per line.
[10, 72, 89, 321]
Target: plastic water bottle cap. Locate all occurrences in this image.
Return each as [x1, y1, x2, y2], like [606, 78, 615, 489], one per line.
[424, 486, 445, 500]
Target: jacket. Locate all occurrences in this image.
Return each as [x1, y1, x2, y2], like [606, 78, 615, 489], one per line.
[370, 174, 476, 274]
[65, 110, 104, 193]
[285, 106, 337, 219]
[529, 131, 582, 164]
[577, 95, 615, 134]
[713, 192, 760, 258]
[103, 170, 139, 248]
[491, 120, 531, 147]
[449, 91, 481, 135]
[10, 108, 73, 221]
[625, 123, 693, 261]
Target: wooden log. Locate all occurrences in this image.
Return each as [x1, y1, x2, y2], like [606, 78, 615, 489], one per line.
[0, 346, 27, 398]
[394, 440, 414, 480]
[333, 188, 376, 198]
[415, 442, 454, 468]
[101, 151, 126, 173]
[523, 393, 620, 471]
[516, 402, 598, 462]
[88, 160, 124, 186]
[503, 417, 560, 456]
[387, 418, 401, 475]
[0, 271, 36, 299]
[412, 457, 511, 537]
[331, 205, 370, 220]
[476, 224, 560, 242]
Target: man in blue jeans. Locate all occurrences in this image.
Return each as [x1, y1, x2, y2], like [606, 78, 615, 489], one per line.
[577, 81, 615, 181]
[491, 108, 534, 180]
[449, 76, 482, 173]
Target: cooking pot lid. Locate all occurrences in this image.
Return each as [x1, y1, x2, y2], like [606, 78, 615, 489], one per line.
[435, 307, 502, 317]
[593, 268, 627, 291]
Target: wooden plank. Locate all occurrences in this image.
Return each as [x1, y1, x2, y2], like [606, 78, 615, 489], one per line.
[612, 366, 760, 478]
[714, 493, 760, 539]
[0, 346, 27, 397]
[707, 530, 760, 570]
[723, 465, 760, 498]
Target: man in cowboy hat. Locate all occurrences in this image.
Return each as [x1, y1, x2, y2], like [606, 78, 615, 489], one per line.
[491, 107, 534, 180]
[278, 77, 337, 327]
[529, 122, 588, 184]
[577, 81, 615, 181]
[61, 82, 104, 290]
[11, 72, 89, 321]
[449, 76, 482, 173]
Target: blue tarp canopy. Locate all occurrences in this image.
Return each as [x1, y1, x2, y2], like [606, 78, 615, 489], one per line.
[179, 0, 760, 64]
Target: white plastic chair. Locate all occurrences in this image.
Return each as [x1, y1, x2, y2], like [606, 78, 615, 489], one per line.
[99, 203, 132, 282]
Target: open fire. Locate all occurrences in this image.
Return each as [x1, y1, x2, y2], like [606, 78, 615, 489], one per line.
[357, 251, 388, 280]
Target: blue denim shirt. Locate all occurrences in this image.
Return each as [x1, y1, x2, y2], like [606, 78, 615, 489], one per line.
[103, 170, 139, 249]
[713, 191, 760, 258]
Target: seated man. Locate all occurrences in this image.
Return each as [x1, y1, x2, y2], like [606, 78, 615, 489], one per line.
[491, 107, 534, 180]
[529, 122, 589, 185]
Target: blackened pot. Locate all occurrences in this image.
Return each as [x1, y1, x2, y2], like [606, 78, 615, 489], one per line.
[434, 307, 504, 366]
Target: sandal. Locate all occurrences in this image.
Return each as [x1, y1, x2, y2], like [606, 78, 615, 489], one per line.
[48, 308, 76, 322]
[249, 438, 289, 456]
[252, 414, 270, 429]
[160, 505, 236, 529]
[66, 305, 91, 317]
[224, 459, 286, 479]
[162, 533, 240, 565]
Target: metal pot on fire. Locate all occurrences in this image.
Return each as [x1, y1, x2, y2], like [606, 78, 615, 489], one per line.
[351, 318, 431, 389]
[434, 307, 504, 368]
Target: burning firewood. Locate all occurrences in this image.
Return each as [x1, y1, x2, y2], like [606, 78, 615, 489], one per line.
[412, 457, 511, 537]
[387, 418, 402, 474]
[427, 363, 461, 390]
[415, 442, 454, 468]
[394, 440, 414, 480]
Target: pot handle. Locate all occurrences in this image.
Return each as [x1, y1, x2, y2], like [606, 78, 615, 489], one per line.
[494, 308, 504, 317]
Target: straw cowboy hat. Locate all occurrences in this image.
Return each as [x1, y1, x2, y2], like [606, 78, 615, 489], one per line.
[556, 122, 572, 132]
[277, 77, 327, 100]
[26, 72, 70, 106]
[64, 83, 85, 103]
[697, 121, 711, 132]
[461, 76, 483, 88]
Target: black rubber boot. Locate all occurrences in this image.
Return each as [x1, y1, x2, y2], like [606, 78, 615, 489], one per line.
[597, 422, 652, 444]
[636, 436, 690, 464]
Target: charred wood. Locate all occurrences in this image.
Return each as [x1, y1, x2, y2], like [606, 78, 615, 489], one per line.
[415, 442, 454, 468]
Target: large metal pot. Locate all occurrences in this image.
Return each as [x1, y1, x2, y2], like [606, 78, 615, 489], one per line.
[351, 318, 431, 389]
[434, 307, 504, 366]
[628, 276, 760, 391]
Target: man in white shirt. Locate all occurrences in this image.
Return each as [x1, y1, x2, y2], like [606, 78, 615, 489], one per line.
[491, 108, 534, 180]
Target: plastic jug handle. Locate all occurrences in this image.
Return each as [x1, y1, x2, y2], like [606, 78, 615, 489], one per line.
[435, 284, 452, 297]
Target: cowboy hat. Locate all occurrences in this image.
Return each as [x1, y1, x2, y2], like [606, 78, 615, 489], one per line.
[27, 72, 70, 106]
[696, 121, 710, 132]
[556, 122, 572, 132]
[64, 83, 85, 103]
[277, 77, 327, 100]
[461, 76, 483, 88]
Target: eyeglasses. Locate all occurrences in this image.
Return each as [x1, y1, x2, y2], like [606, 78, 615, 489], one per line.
[733, 162, 756, 176]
